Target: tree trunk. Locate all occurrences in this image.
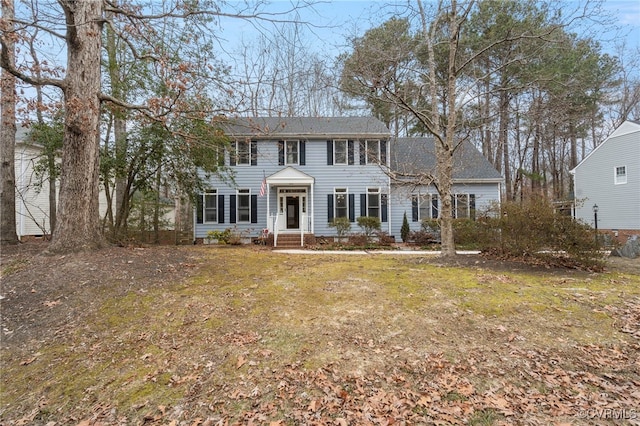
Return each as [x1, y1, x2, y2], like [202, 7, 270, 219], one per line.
[0, 0, 19, 246]
[48, 0, 105, 253]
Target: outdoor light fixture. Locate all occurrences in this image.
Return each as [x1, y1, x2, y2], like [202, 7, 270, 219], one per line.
[592, 204, 599, 242]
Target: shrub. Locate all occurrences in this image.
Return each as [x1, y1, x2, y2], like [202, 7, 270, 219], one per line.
[356, 216, 381, 240]
[480, 198, 604, 271]
[400, 212, 410, 242]
[329, 217, 351, 238]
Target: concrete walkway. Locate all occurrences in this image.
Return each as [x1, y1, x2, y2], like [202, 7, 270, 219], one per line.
[273, 249, 481, 255]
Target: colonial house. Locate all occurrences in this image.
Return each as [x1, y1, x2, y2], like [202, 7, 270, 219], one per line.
[571, 120, 640, 240]
[195, 117, 502, 246]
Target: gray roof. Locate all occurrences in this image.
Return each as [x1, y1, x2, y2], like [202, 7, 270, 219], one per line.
[221, 116, 390, 139]
[391, 137, 502, 181]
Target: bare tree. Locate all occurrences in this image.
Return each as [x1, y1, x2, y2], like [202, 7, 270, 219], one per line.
[1, 0, 316, 253]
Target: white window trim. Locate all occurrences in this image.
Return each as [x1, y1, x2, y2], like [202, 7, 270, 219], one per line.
[614, 165, 627, 185]
[204, 190, 217, 223]
[417, 193, 434, 220]
[333, 139, 348, 165]
[334, 187, 348, 219]
[237, 188, 251, 223]
[235, 139, 251, 166]
[453, 193, 470, 219]
[365, 140, 380, 164]
[367, 187, 381, 218]
[285, 139, 300, 165]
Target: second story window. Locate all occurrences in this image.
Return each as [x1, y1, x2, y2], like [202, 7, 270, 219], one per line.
[230, 139, 257, 166]
[366, 140, 380, 164]
[286, 140, 299, 165]
[236, 140, 250, 165]
[334, 140, 347, 165]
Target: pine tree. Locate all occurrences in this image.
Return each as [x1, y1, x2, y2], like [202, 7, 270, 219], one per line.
[401, 212, 410, 243]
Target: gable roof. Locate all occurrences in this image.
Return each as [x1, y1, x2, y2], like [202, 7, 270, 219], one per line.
[221, 116, 389, 140]
[391, 137, 502, 181]
[571, 120, 640, 174]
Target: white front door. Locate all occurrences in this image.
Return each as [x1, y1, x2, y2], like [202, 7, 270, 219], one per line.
[278, 188, 307, 232]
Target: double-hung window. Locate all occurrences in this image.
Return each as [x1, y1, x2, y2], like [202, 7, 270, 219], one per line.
[286, 140, 299, 165]
[367, 188, 380, 218]
[454, 194, 469, 219]
[615, 165, 627, 185]
[412, 193, 439, 221]
[204, 191, 217, 223]
[366, 140, 380, 164]
[236, 139, 251, 165]
[335, 188, 348, 218]
[334, 140, 348, 165]
[237, 189, 251, 222]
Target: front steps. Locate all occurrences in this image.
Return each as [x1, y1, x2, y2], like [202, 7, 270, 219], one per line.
[272, 233, 316, 249]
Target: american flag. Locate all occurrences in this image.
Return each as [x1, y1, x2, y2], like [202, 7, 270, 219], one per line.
[259, 175, 267, 197]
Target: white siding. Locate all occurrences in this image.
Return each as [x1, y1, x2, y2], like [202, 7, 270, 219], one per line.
[14, 144, 56, 237]
[573, 123, 640, 230]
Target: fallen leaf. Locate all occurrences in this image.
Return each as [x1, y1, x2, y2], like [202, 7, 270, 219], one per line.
[236, 355, 246, 369]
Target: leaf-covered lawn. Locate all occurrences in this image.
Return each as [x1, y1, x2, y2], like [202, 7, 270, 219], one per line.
[1, 246, 639, 425]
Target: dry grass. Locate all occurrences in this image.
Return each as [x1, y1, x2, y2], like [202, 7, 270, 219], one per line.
[1, 246, 639, 425]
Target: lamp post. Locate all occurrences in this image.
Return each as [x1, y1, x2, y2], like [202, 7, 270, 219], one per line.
[593, 204, 599, 244]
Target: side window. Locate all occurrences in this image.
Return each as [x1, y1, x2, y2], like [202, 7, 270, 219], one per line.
[615, 165, 627, 185]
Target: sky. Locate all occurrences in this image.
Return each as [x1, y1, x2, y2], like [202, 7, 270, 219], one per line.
[218, 0, 640, 58]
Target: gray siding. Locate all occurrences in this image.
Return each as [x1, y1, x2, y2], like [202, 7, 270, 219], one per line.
[195, 138, 391, 239]
[573, 126, 640, 230]
[388, 183, 501, 238]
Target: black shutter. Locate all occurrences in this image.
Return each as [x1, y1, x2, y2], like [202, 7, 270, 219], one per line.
[348, 140, 355, 165]
[359, 140, 366, 165]
[451, 195, 456, 218]
[327, 140, 333, 165]
[300, 141, 306, 165]
[380, 140, 387, 165]
[348, 194, 355, 222]
[229, 144, 236, 166]
[470, 194, 476, 221]
[278, 141, 284, 166]
[196, 195, 203, 224]
[360, 193, 366, 217]
[412, 195, 418, 222]
[229, 195, 236, 224]
[250, 140, 257, 166]
[218, 194, 225, 223]
[251, 194, 258, 223]
[327, 194, 334, 222]
[381, 194, 388, 223]
[432, 196, 439, 219]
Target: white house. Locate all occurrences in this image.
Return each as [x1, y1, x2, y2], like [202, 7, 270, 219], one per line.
[571, 120, 640, 240]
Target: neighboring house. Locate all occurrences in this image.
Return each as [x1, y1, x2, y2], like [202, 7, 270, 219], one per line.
[14, 126, 55, 238]
[194, 117, 502, 246]
[14, 126, 177, 240]
[571, 120, 640, 239]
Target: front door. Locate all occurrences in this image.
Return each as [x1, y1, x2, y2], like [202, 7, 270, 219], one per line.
[286, 196, 299, 229]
